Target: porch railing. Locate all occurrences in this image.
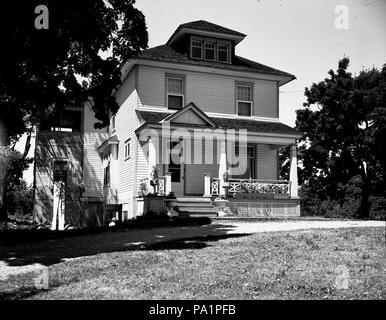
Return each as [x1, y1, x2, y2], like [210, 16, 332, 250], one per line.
[210, 178, 291, 197]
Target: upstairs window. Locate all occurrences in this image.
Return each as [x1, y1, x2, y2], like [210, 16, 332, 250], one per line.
[236, 84, 253, 116]
[204, 42, 215, 60]
[103, 163, 110, 186]
[111, 115, 116, 132]
[166, 76, 184, 110]
[218, 43, 230, 63]
[124, 138, 131, 160]
[41, 110, 81, 132]
[190, 37, 231, 63]
[191, 40, 203, 59]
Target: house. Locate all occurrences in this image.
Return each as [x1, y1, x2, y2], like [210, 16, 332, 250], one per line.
[33, 20, 301, 229]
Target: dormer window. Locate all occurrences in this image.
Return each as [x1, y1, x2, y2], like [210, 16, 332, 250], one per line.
[218, 43, 229, 63]
[204, 42, 215, 60]
[191, 40, 203, 59]
[190, 37, 231, 63]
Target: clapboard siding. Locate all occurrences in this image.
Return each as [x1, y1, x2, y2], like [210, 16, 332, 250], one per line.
[113, 69, 138, 203]
[257, 144, 278, 180]
[137, 65, 278, 118]
[83, 103, 108, 198]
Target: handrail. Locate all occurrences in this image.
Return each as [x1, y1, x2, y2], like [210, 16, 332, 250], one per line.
[227, 178, 289, 184]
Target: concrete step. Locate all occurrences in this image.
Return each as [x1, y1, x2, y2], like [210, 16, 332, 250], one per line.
[179, 211, 218, 218]
[177, 207, 216, 213]
[176, 197, 212, 202]
[176, 202, 214, 208]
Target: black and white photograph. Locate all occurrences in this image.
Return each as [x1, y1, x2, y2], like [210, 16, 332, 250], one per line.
[0, 0, 385, 308]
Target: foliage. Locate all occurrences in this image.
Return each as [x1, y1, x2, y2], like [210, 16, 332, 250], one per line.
[0, 1, 148, 138]
[0, 1, 148, 221]
[6, 180, 34, 219]
[296, 58, 386, 218]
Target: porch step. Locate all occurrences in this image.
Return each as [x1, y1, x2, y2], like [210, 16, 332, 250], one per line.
[175, 197, 217, 218]
[179, 211, 218, 218]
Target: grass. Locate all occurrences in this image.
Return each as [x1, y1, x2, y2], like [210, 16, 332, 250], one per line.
[0, 225, 385, 300]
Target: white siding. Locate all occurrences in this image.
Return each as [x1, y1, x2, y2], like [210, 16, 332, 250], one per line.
[82, 103, 108, 199]
[137, 65, 278, 118]
[257, 144, 278, 180]
[113, 68, 139, 205]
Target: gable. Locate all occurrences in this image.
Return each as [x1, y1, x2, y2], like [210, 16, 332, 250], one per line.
[170, 109, 207, 125]
[162, 102, 216, 127]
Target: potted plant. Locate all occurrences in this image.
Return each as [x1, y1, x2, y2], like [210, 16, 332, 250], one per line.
[214, 196, 229, 217]
[163, 192, 178, 217]
[138, 178, 150, 197]
[149, 166, 159, 187]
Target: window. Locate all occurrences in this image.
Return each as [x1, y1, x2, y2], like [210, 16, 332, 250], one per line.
[166, 76, 184, 110]
[204, 42, 215, 60]
[191, 40, 203, 59]
[124, 139, 131, 160]
[103, 164, 110, 186]
[41, 110, 81, 132]
[53, 160, 68, 183]
[236, 84, 253, 116]
[111, 115, 116, 131]
[232, 145, 255, 179]
[218, 43, 229, 62]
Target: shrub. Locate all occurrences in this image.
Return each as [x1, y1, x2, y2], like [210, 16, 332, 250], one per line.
[6, 179, 34, 221]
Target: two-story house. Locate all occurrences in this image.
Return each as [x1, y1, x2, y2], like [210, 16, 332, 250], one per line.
[33, 20, 301, 229]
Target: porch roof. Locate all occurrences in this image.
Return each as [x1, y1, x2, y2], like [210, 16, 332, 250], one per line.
[98, 135, 119, 153]
[136, 110, 301, 136]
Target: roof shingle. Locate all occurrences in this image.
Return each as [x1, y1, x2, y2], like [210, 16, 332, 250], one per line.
[137, 45, 294, 78]
[178, 20, 246, 37]
[136, 110, 300, 136]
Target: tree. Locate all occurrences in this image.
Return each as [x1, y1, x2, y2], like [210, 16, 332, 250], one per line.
[295, 58, 386, 218]
[0, 1, 148, 222]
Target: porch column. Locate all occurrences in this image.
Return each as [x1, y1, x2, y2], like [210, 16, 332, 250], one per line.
[203, 173, 212, 197]
[148, 137, 156, 194]
[165, 172, 172, 195]
[218, 140, 227, 197]
[289, 144, 299, 198]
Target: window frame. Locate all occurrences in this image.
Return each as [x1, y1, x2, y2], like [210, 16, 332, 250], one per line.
[217, 42, 230, 63]
[190, 39, 203, 59]
[190, 37, 231, 63]
[124, 138, 131, 160]
[111, 115, 116, 132]
[236, 82, 254, 117]
[165, 74, 185, 110]
[204, 41, 216, 61]
[103, 163, 110, 186]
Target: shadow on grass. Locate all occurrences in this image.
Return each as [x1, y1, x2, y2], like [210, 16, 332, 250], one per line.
[0, 218, 249, 268]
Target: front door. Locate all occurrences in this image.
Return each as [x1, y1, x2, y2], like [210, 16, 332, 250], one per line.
[169, 140, 184, 197]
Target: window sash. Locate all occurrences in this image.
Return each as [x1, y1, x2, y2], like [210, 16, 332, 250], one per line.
[204, 42, 215, 60]
[191, 40, 203, 59]
[237, 85, 252, 101]
[237, 101, 252, 116]
[167, 94, 184, 110]
[125, 140, 131, 159]
[167, 77, 183, 94]
[217, 44, 229, 62]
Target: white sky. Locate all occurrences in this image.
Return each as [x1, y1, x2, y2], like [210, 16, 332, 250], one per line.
[18, 0, 386, 185]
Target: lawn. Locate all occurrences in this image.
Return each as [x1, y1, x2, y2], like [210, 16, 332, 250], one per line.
[0, 224, 385, 300]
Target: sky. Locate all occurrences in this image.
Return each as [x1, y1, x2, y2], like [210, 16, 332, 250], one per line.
[18, 0, 386, 185]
